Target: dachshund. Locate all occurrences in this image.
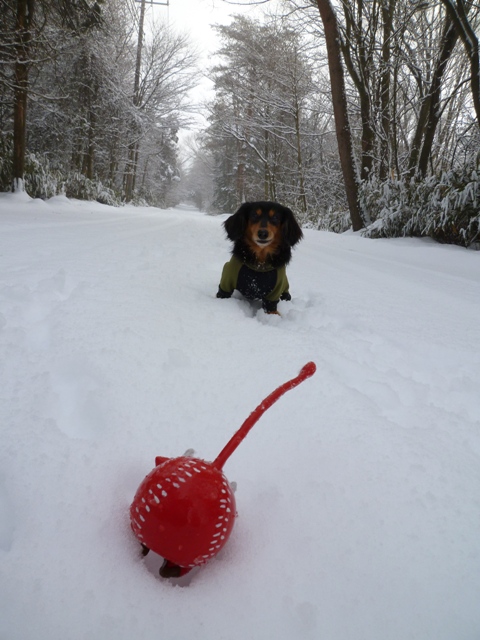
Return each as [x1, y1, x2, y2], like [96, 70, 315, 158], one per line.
[216, 201, 303, 314]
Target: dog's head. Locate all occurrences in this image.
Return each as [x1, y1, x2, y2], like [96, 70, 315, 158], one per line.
[224, 202, 303, 256]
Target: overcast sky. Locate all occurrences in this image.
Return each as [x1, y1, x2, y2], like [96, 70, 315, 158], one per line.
[145, 0, 276, 106]
[166, 0, 271, 54]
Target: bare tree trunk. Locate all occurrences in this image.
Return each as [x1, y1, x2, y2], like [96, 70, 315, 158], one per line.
[315, 0, 364, 231]
[12, 0, 34, 191]
[263, 103, 271, 199]
[417, 23, 458, 177]
[83, 74, 98, 180]
[124, 0, 146, 201]
[236, 160, 245, 202]
[339, 7, 375, 181]
[440, 0, 480, 129]
[379, 0, 394, 180]
[407, 19, 458, 178]
[294, 94, 308, 214]
[84, 102, 96, 180]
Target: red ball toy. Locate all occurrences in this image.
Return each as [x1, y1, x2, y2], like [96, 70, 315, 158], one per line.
[130, 362, 316, 577]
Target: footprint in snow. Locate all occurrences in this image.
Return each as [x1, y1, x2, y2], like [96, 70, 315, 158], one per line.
[49, 358, 106, 440]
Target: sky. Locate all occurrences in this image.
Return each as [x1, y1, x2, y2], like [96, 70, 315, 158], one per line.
[164, 0, 273, 55]
[142, 0, 280, 134]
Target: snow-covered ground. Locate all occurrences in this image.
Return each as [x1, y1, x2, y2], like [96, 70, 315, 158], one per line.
[1, 192, 479, 640]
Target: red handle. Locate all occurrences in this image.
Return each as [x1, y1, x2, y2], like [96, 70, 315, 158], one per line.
[213, 362, 316, 470]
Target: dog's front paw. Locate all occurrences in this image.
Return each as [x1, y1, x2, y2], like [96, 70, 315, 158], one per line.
[216, 286, 232, 299]
[262, 299, 279, 314]
[280, 291, 291, 301]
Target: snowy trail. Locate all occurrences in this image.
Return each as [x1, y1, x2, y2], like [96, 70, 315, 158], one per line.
[1, 194, 479, 640]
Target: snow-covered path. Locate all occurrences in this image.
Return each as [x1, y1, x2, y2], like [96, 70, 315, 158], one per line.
[1, 194, 479, 640]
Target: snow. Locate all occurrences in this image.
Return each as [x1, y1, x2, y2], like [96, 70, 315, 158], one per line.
[1, 192, 479, 640]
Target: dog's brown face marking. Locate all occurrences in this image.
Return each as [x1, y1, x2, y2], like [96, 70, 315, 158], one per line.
[246, 206, 282, 262]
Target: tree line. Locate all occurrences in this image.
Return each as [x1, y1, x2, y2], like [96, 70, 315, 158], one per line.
[187, 14, 347, 229]
[187, 0, 479, 246]
[314, 0, 480, 244]
[0, 0, 197, 205]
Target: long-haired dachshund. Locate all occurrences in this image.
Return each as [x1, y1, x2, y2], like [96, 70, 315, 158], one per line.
[216, 201, 303, 314]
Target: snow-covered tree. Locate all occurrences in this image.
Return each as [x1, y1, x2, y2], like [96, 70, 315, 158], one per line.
[122, 12, 198, 202]
[203, 14, 345, 225]
[0, 0, 197, 206]
[285, 0, 479, 243]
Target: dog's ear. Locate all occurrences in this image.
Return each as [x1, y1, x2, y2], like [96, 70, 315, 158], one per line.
[224, 202, 251, 241]
[281, 206, 303, 246]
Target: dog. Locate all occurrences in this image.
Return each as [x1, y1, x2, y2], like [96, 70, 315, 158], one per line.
[216, 201, 303, 314]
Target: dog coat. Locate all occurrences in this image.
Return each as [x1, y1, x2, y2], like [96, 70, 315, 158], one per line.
[217, 255, 290, 313]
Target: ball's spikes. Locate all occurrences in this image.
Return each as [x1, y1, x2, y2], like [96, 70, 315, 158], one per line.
[213, 362, 316, 470]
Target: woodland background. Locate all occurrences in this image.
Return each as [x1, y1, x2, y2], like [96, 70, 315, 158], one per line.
[1, 0, 479, 246]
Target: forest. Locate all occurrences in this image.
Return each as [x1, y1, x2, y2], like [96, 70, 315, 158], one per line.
[1, 0, 479, 247]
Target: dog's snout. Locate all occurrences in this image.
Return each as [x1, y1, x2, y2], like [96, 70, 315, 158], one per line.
[257, 229, 269, 240]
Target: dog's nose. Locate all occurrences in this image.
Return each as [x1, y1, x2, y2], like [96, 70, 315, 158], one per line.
[257, 229, 269, 240]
